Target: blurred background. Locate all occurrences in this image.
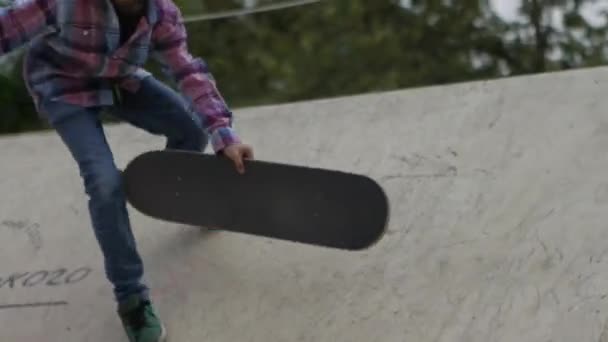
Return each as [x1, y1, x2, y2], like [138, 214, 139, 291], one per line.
[0, 0, 606, 134]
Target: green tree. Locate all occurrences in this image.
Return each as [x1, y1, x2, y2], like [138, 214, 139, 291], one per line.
[183, 0, 507, 104]
[495, 0, 608, 74]
[1, 0, 607, 134]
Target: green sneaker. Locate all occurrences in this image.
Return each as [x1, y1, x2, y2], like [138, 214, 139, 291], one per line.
[118, 295, 167, 342]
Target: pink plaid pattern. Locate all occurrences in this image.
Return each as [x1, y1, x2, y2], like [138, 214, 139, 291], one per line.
[0, 0, 240, 152]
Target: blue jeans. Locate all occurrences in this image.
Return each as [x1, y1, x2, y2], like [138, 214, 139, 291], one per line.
[42, 77, 207, 304]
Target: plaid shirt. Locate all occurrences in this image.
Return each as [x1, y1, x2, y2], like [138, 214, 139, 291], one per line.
[0, 0, 240, 152]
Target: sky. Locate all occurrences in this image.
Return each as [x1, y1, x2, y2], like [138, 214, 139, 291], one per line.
[398, 0, 607, 25]
[490, 0, 520, 19]
[398, 0, 520, 14]
[489, 0, 608, 25]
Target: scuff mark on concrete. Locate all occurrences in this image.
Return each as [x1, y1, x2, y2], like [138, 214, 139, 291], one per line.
[2, 220, 43, 251]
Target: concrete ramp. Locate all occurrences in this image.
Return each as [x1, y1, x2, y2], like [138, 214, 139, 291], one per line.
[2, 66, 608, 341]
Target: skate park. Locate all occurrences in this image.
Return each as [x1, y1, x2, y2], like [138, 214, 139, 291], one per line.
[2, 65, 608, 341]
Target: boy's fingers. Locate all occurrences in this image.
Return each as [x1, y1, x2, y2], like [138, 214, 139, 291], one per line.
[244, 147, 254, 160]
[223, 145, 252, 174]
[229, 151, 245, 174]
[235, 157, 245, 174]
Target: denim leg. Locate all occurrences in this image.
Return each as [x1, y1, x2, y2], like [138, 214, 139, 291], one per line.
[112, 77, 208, 152]
[45, 101, 149, 304]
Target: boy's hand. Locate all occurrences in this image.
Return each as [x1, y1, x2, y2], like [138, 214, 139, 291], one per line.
[223, 143, 254, 174]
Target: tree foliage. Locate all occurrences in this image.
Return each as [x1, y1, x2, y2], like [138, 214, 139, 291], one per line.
[0, 0, 606, 134]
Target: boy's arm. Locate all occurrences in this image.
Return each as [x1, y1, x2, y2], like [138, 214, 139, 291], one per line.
[0, 0, 56, 54]
[150, 4, 240, 154]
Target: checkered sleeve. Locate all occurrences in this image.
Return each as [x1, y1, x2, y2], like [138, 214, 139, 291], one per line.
[0, 0, 56, 54]
[151, 3, 241, 154]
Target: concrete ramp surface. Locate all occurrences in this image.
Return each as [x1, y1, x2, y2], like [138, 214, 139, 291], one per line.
[2, 66, 608, 341]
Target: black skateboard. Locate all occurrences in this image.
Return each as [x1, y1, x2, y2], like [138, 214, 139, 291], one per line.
[122, 150, 389, 250]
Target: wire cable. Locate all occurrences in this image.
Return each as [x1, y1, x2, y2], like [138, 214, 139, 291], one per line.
[183, 0, 322, 23]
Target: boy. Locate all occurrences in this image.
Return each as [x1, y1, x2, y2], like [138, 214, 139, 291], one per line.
[0, 0, 253, 341]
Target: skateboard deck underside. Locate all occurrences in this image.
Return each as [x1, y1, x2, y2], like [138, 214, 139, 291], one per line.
[123, 150, 389, 250]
